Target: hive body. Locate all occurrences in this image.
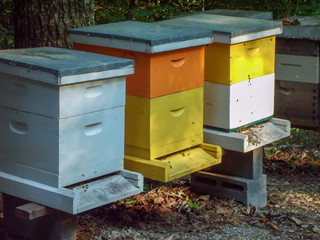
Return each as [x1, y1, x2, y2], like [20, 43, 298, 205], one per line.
[0, 47, 133, 188]
[275, 16, 320, 128]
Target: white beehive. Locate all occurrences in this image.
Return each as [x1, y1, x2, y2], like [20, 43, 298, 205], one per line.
[204, 73, 275, 131]
[0, 47, 134, 188]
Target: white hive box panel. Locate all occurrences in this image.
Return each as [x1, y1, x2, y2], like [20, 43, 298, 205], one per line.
[275, 54, 319, 84]
[0, 47, 133, 117]
[0, 106, 124, 188]
[0, 74, 125, 118]
[0, 47, 134, 188]
[204, 73, 275, 131]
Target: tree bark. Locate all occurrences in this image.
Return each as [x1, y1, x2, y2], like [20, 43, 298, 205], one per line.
[13, 0, 94, 49]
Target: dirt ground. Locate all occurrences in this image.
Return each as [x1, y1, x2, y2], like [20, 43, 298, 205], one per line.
[1, 130, 320, 240]
[75, 161, 320, 240]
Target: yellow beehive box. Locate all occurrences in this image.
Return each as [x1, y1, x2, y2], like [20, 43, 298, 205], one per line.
[125, 87, 203, 160]
[205, 36, 275, 85]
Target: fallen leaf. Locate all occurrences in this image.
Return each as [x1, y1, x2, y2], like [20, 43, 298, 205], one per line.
[290, 216, 303, 225]
[164, 234, 175, 240]
[198, 195, 210, 201]
[229, 220, 241, 227]
[301, 151, 307, 160]
[154, 196, 164, 204]
[267, 222, 280, 231]
[242, 205, 256, 215]
[216, 207, 231, 216]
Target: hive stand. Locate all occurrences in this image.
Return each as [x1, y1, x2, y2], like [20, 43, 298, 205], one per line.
[191, 118, 290, 207]
[68, 21, 222, 182]
[275, 16, 320, 129]
[2, 194, 76, 240]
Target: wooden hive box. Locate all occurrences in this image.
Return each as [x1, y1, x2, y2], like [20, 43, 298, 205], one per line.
[275, 17, 320, 85]
[0, 47, 134, 188]
[125, 87, 203, 159]
[68, 21, 212, 158]
[68, 21, 212, 99]
[275, 16, 320, 128]
[68, 21, 222, 182]
[160, 14, 282, 85]
[204, 74, 275, 131]
[160, 14, 282, 131]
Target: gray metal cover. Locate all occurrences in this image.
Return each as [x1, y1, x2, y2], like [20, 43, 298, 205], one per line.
[68, 21, 213, 53]
[160, 14, 282, 44]
[0, 47, 134, 85]
[278, 16, 320, 40]
[205, 9, 273, 20]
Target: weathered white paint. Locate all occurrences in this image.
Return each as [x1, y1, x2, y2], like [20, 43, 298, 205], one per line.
[204, 73, 275, 130]
[203, 118, 290, 152]
[0, 74, 125, 118]
[275, 54, 319, 83]
[0, 170, 143, 214]
[0, 62, 133, 86]
[0, 106, 125, 188]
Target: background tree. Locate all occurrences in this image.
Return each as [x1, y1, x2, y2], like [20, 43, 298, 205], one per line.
[13, 0, 94, 48]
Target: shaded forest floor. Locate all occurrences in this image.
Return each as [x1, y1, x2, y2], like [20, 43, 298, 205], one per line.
[76, 168, 320, 240]
[76, 130, 320, 240]
[0, 129, 319, 240]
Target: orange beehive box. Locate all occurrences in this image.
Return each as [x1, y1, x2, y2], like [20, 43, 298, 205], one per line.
[68, 21, 212, 99]
[74, 43, 205, 98]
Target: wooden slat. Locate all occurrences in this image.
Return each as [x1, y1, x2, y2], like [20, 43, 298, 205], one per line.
[274, 81, 320, 128]
[276, 38, 319, 57]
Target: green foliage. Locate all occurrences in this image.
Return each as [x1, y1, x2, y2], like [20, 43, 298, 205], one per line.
[0, 0, 320, 48]
[188, 199, 200, 210]
[0, 27, 14, 49]
[0, 0, 14, 49]
[125, 199, 137, 204]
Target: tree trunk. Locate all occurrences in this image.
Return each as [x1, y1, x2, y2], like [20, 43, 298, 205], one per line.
[13, 0, 94, 49]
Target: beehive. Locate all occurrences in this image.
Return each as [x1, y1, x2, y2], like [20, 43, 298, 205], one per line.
[205, 36, 275, 85]
[160, 14, 282, 131]
[69, 21, 210, 99]
[68, 21, 222, 181]
[0, 47, 133, 188]
[204, 74, 275, 131]
[275, 16, 320, 128]
[125, 87, 203, 159]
